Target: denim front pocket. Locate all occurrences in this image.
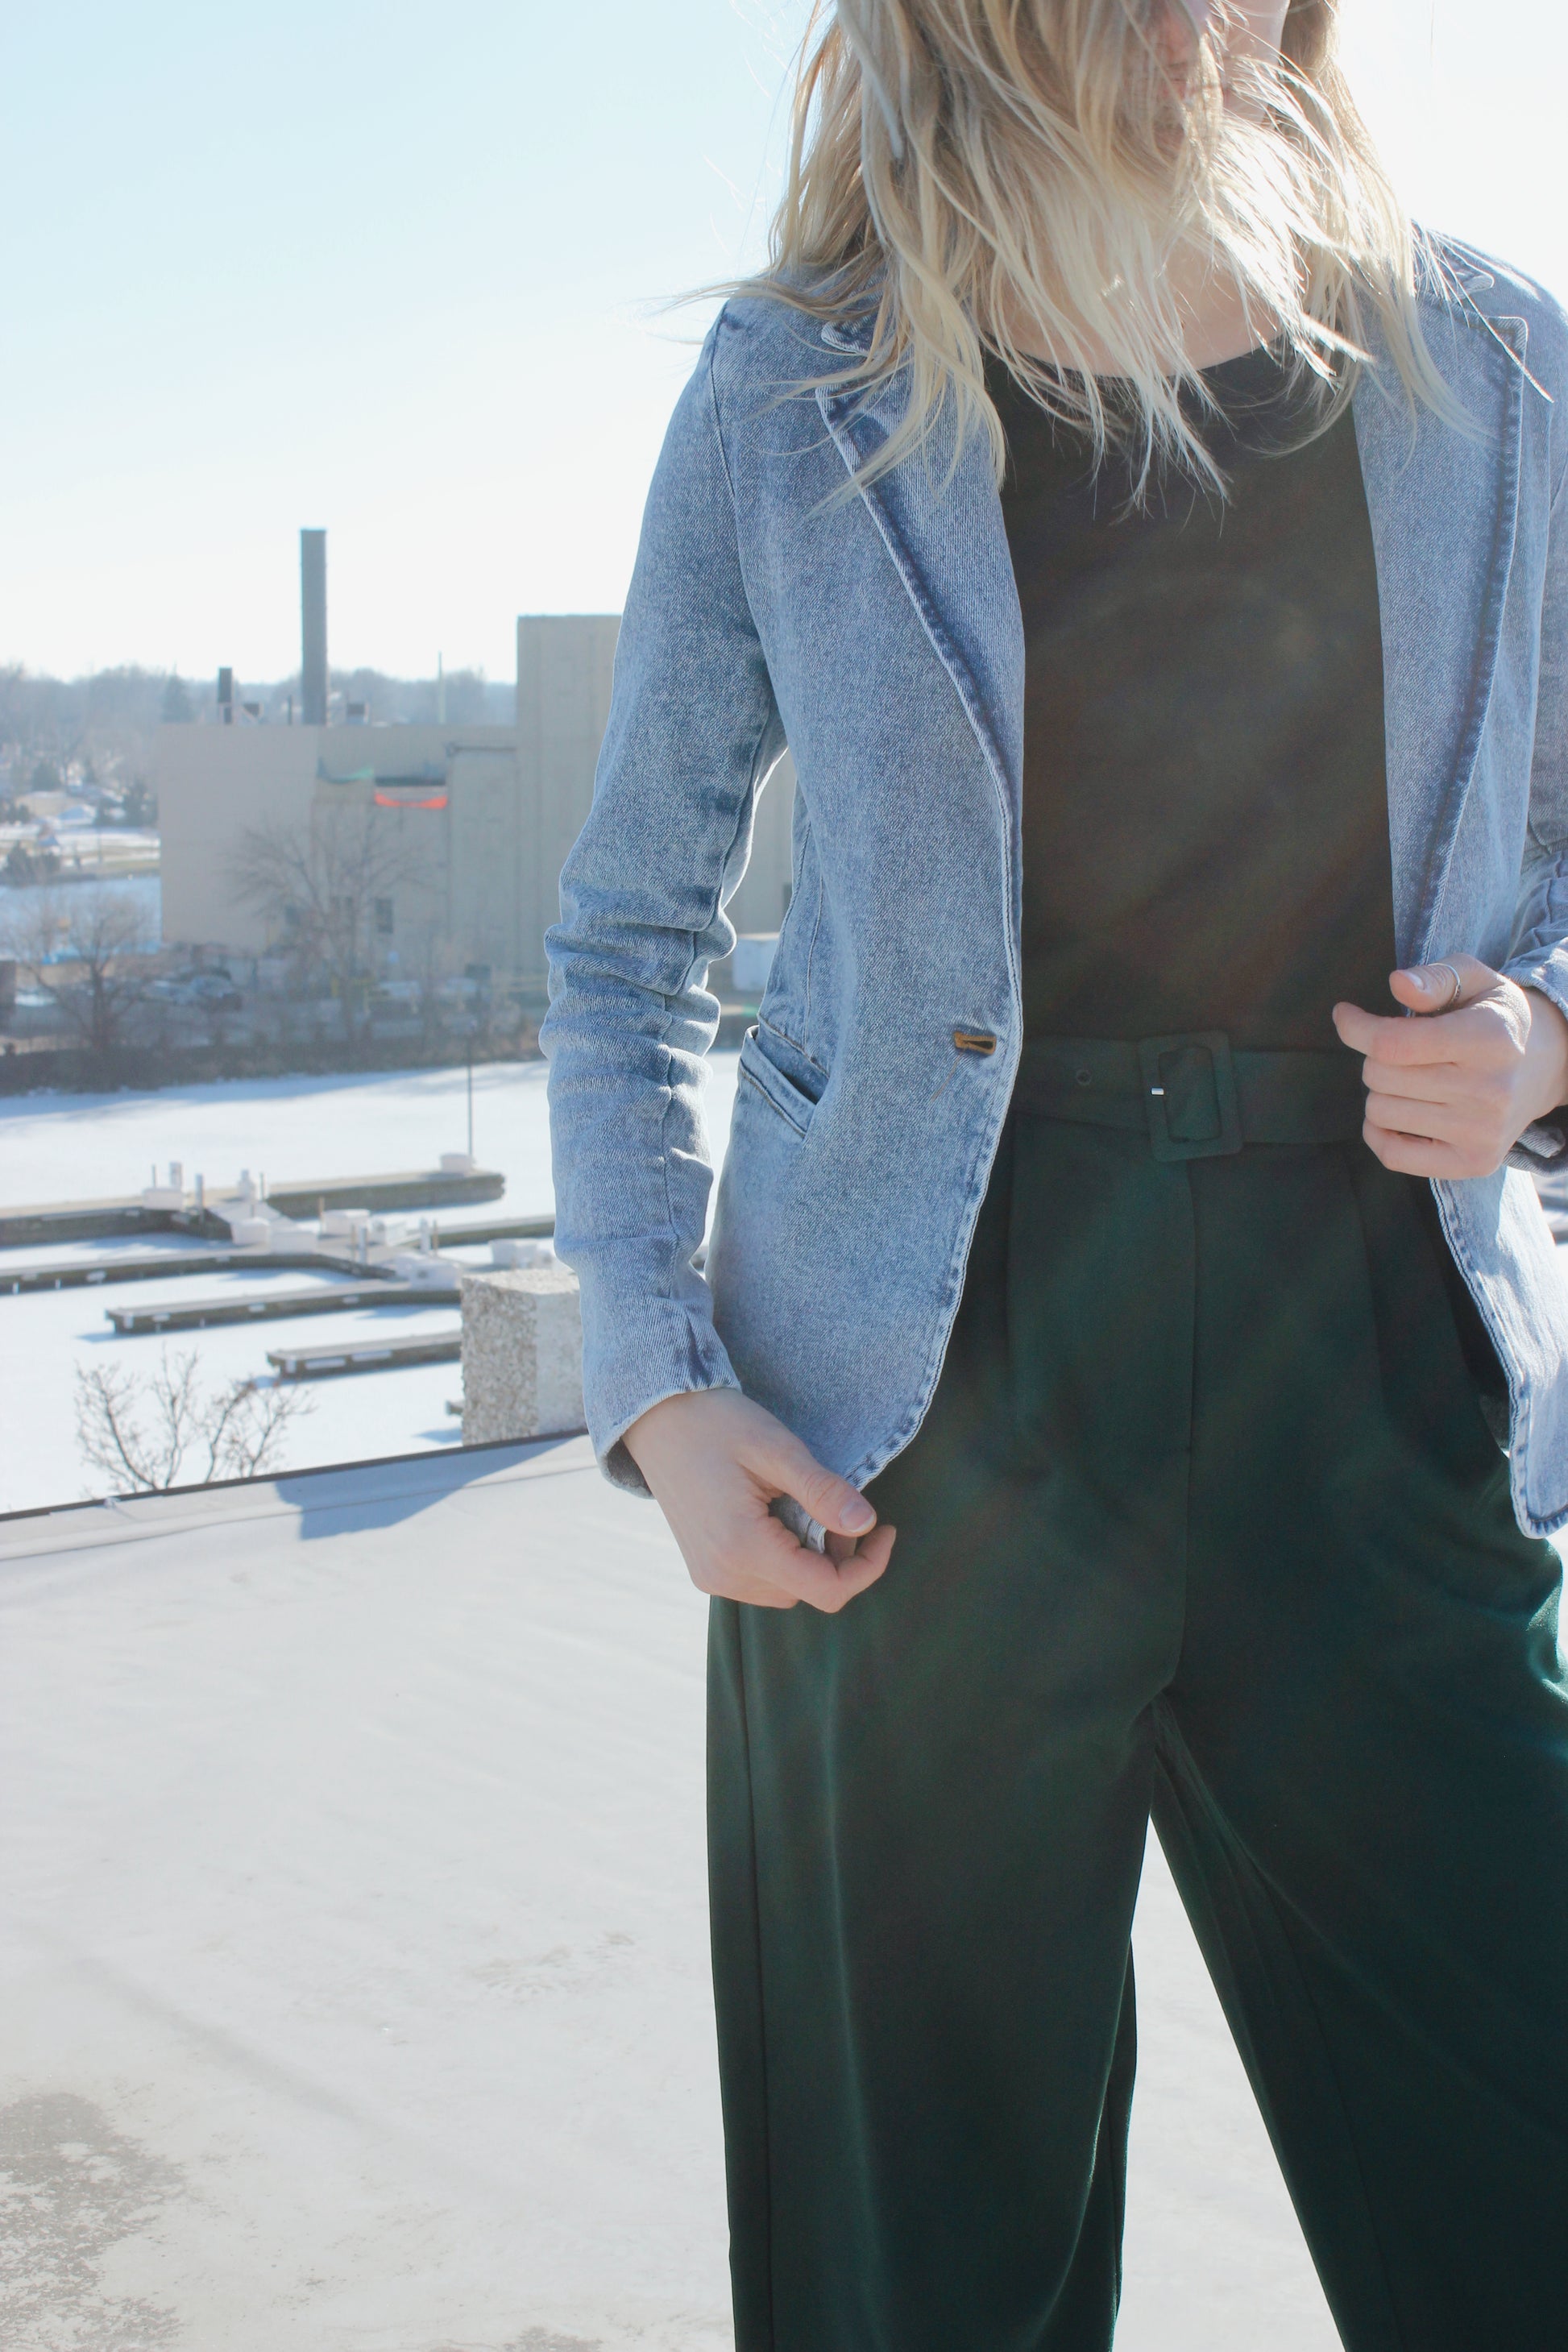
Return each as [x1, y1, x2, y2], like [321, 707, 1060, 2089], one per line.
[737, 1023, 823, 1139]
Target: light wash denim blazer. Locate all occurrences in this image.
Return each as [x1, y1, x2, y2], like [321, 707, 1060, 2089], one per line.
[544, 239, 1568, 1538]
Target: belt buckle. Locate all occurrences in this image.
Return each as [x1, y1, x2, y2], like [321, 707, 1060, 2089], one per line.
[1137, 1031, 1242, 1162]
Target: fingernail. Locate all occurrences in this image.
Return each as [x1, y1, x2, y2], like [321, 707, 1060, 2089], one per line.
[841, 1495, 874, 1533]
[1405, 969, 1433, 993]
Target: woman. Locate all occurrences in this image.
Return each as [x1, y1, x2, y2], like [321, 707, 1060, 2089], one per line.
[544, 2, 1568, 2343]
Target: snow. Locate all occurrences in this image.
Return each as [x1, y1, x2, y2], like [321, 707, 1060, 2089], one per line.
[0, 1057, 740, 1516]
[0, 1441, 1341, 2350]
[0, 871, 161, 950]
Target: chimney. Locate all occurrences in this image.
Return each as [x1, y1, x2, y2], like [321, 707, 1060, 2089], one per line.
[301, 529, 327, 725]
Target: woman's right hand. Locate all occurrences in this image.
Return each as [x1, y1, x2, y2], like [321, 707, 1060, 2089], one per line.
[622, 1388, 896, 1612]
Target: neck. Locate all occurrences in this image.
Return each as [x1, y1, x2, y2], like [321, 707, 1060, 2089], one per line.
[1166, 246, 1276, 368]
[1006, 247, 1276, 379]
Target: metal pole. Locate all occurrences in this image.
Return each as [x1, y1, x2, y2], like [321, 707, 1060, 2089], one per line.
[467, 1038, 474, 1161]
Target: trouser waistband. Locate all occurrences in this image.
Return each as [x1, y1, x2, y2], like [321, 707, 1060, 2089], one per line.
[1015, 1031, 1366, 1161]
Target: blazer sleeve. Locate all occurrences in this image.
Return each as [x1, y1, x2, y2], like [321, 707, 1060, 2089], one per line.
[541, 311, 785, 1488]
[1504, 437, 1568, 1164]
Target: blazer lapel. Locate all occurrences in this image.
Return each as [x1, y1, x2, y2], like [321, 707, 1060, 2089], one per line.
[1354, 296, 1526, 964]
[816, 339, 1025, 835]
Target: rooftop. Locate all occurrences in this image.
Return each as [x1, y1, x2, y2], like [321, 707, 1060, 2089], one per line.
[2, 1437, 1341, 2350]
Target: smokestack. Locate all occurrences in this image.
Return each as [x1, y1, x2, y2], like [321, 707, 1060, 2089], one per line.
[301, 528, 327, 725]
[218, 666, 234, 725]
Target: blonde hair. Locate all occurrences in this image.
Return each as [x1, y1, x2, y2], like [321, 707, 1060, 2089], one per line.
[748, 0, 1455, 491]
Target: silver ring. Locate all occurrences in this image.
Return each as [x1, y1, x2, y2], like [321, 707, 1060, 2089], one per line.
[1431, 960, 1463, 1009]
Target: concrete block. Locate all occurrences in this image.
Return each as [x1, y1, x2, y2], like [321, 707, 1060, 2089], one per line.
[461, 1263, 584, 1445]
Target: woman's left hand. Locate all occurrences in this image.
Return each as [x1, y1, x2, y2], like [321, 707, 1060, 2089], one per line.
[1332, 956, 1568, 1180]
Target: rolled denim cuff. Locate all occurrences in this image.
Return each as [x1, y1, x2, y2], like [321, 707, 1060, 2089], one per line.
[1508, 1120, 1567, 1169]
[1503, 949, 1568, 1164]
[584, 1294, 741, 1495]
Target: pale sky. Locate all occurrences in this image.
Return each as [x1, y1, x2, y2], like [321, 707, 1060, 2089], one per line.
[1, 0, 1563, 685]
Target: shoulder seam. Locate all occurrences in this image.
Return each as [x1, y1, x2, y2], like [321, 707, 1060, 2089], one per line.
[705, 306, 740, 516]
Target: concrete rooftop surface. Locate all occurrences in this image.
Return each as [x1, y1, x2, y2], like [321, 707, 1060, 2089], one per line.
[0, 1438, 1342, 2351]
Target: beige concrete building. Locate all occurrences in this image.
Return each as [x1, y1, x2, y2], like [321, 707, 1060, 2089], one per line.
[156, 613, 795, 1002]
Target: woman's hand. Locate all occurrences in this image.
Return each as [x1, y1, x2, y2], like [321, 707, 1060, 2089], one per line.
[1332, 956, 1568, 1179]
[623, 1388, 896, 1612]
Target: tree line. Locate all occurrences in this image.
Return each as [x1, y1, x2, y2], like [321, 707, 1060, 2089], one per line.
[0, 662, 512, 809]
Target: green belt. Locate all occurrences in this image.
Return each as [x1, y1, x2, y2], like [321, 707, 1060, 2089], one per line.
[1015, 1031, 1367, 1163]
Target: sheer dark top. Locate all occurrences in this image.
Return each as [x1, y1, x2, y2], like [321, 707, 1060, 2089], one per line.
[992, 347, 1395, 1051]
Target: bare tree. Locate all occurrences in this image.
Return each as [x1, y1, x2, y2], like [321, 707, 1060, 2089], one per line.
[2, 889, 155, 1054]
[0, 665, 176, 796]
[75, 1351, 314, 1494]
[227, 800, 434, 1046]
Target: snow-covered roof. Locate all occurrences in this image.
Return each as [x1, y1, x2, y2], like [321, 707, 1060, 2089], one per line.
[0, 1437, 1338, 2349]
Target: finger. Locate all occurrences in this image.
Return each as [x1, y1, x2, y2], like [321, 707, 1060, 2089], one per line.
[1364, 1090, 1473, 1147]
[823, 1523, 898, 1568]
[697, 1573, 799, 1609]
[724, 1504, 891, 1599]
[1363, 1100, 1510, 1176]
[764, 1524, 896, 1612]
[1334, 1000, 1418, 1058]
[687, 1516, 814, 1606]
[746, 1425, 877, 1540]
[849, 1522, 898, 1578]
[1382, 950, 1495, 1016]
[1335, 1000, 1493, 1068]
[1359, 1060, 1454, 1105]
[1363, 1058, 1513, 1131]
[1387, 953, 1495, 1018]
[1363, 1119, 1471, 1179]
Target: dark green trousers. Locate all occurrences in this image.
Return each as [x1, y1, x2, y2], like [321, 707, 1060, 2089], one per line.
[708, 1114, 1568, 2350]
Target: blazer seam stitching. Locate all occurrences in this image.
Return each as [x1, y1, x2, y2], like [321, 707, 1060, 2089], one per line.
[706, 308, 741, 512]
[757, 1010, 827, 1076]
[736, 1056, 809, 1137]
[652, 307, 766, 1303]
[1415, 321, 1526, 956]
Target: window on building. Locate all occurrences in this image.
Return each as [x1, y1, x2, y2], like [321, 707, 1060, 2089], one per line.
[374, 898, 395, 937]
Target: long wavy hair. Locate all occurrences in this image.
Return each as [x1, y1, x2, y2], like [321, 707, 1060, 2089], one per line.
[745, 0, 1456, 491]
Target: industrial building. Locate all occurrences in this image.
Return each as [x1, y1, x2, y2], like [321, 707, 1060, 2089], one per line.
[156, 533, 795, 1003]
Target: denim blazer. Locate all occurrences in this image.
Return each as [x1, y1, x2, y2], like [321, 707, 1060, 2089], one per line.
[544, 237, 1568, 1538]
